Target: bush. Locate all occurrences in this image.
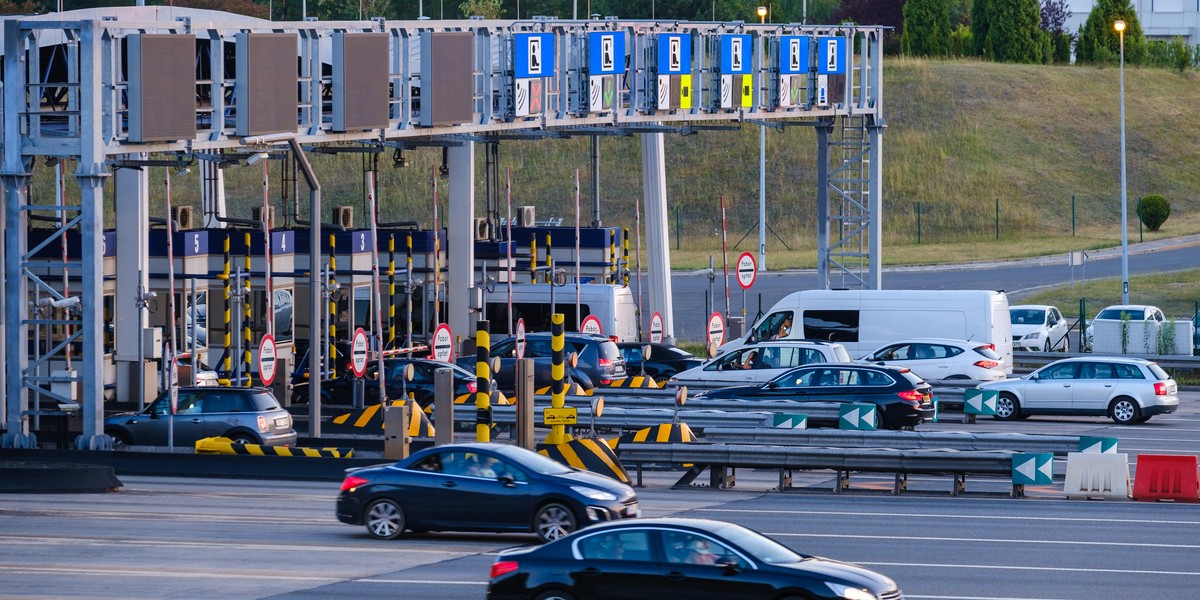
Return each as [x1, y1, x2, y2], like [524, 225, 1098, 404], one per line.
[1138, 194, 1171, 231]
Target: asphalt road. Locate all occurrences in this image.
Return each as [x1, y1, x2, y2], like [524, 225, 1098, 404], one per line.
[649, 236, 1200, 341]
[3, 392, 1199, 600]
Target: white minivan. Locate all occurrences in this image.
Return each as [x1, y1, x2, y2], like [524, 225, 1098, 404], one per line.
[481, 283, 638, 342]
[723, 289, 1014, 373]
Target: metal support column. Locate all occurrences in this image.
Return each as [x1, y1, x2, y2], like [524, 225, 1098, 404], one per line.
[114, 161, 151, 405]
[447, 142, 475, 342]
[1, 171, 31, 447]
[867, 117, 885, 289]
[815, 122, 830, 290]
[640, 132, 675, 344]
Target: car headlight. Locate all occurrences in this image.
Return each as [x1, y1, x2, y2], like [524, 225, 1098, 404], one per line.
[1026, 332, 1041, 340]
[826, 582, 876, 600]
[570, 485, 617, 501]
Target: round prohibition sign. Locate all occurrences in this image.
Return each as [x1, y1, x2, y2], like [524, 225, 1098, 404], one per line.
[515, 318, 527, 360]
[258, 334, 278, 386]
[706, 311, 726, 349]
[350, 328, 369, 378]
[432, 323, 454, 363]
[649, 311, 664, 344]
[736, 252, 757, 290]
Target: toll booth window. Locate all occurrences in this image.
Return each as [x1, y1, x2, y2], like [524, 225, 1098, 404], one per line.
[184, 292, 208, 350]
[802, 310, 859, 343]
[274, 289, 294, 343]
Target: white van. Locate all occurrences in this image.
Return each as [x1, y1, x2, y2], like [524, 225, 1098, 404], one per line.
[725, 289, 1014, 373]
[481, 283, 638, 342]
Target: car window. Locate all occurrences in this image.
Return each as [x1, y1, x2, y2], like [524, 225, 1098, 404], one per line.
[713, 522, 802, 565]
[812, 367, 859, 386]
[1011, 309, 1046, 325]
[622, 347, 643, 362]
[597, 341, 620, 361]
[175, 393, 202, 415]
[1050, 308, 1062, 324]
[1146, 363, 1170, 380]
[1039, 362, 1079, 380]
[410, 453, 443, 473]
[148, 395, 171, 416]
[528, 340, 554, 358]
[712, 348, 760, 371]
[202, 393, 252, 413]
[576, 529, 655, 562]
[489, 456, 528, 482]
[774, 369, 818, 388]
[662, 530, 739, 566]
[248, 391, 281, 411]
[940, 345, 964, 358]
[830, 345, 852, 362]
[862, 370, 896, 386]
[492, 340, 517, 358]
[911, 344, 940, 360]
[873, 344, 909, 360]
[753, 310, 794, 342]
[1082, 362, 1118, 379]
[972, 345, 1002, 360]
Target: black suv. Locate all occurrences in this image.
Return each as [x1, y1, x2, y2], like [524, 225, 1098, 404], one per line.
[458, 332, 627, 393]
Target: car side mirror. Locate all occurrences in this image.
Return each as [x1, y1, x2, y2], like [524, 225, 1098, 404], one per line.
[1029, 373, 1040, 381]
[497, 473, 516, 487]
[720, 561, 741, 574]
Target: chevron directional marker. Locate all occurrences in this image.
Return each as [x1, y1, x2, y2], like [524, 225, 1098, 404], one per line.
[964, 389, 998, 415]
[1079, 436, 1119, 454]
[860, 405, 878, 430]
[771, 414, 808, 429]
[839, 406, 860, 430]
[1012, 453, 1054, 485]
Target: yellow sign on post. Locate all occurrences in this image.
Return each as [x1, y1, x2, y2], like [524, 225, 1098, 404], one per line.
[544, 406, 578, 426]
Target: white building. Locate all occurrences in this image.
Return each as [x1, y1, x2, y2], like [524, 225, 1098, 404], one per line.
[1066, 0, 1200, 45]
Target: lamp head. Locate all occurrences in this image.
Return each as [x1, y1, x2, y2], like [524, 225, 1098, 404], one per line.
[1114, 19, 1125, 33]
[756, 5, 767, 21]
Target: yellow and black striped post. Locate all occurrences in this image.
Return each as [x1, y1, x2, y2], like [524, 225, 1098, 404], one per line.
[545, 313, 572, 445]
[243, 231, 253, 387]
[405, 233, 413, 347]
[529, 237, 537, 283]
[388, 234, 396, 348]
[328, 233, 337, 378]
[544, 232, 552, 284]
[475, 320, 492, 442]
[221, 234, 232, 383]
[622, 228, 630, 287]
[609, 235, 617, 284]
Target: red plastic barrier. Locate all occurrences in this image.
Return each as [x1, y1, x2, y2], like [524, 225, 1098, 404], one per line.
[1133, 454, 1200, 503]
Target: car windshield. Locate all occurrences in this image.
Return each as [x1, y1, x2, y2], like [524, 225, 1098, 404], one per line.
[499, 447, 573, 474]
[1097, 308, 1144, 320]
[713, 522, 804, 564]
[1010, 309, 1046, 325]
[972, 345, 1002, 360]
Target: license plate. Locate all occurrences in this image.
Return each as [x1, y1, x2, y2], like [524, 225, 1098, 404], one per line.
[624, 504, 639, 517]
[274, 417, 290, 428]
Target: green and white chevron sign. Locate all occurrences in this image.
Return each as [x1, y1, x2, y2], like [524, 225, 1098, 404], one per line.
[1012, 453, 1054, 485]
[838, 404, 878, 430]
[964, 389, 999, 415]
[771, 414, 808, 429]
[1079, 436, 1118, 454]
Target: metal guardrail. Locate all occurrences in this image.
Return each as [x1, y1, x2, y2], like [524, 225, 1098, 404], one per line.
[452, 404, 774, 431]
[617, 442, 1024, 496]
[699, 428, 1082, 455]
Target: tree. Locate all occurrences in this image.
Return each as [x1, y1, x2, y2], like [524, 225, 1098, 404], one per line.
[1041, 0, 1073, 63]
[836, 0, 905, 53]
[1138, 195, 1171, 232]
[900, 0, 952, 57]
[983, 0, 1044, 63]
[0, 0, 42, 14]
[1075, 0, 1145, 65]
[460, 0, 503, 18]
[972, 0, 991, 57]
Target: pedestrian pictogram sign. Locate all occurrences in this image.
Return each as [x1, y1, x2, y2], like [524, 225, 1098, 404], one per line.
[589, 32, 625, 74]
[817, 37, 845, 74]
[581, 315, 603, 336]
[351, 328, 369, 377]
[432, 323, 454, 363]
[721, 35, 751, 74]
[839, 404, 878, 430]
[515, 33, 554, 78]
[706, 312, 725, 349]
[658, 34, 690, 74]
[781, 36, 809, 74]
[649, 312, 664, 344]
[258, 334, 278, 386]
[515, 318, 527, 360]
[1012, 453, 1054, 485]
[736, 252, 757, 290]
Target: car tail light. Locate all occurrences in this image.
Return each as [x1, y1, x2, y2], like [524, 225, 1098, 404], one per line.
[340, 475, 368, 493]
[601, 379, 612, 385]
[609, 335, 619, 343]
[1154, 382, 1167, 396]
[256, 415, 269, 433]
[490, 560, 519, 579]
[983, 343, 995, 351]
[974, 360, 1000, 369]
[598, 358, 612, 368]
[897, 390, 924, 406]
[467, 381, 478, 394]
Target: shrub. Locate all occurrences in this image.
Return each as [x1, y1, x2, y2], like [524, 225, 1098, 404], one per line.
[1138, 194, 1171, 231]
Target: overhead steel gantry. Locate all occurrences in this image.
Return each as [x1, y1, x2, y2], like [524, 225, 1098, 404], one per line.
[1, 8, 885, 449]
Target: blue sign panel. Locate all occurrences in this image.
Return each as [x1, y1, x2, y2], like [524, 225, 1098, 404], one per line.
[515, 33, 555, 78]
[589, 32, 625, 75]
[817, 37, 846, 74]
[780, 36, 809, 74]
[657, 33, 691, 74]
[720, 34, 751, 74]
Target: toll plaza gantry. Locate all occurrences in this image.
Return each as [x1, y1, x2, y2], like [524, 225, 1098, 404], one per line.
[1, 7, 886, 450]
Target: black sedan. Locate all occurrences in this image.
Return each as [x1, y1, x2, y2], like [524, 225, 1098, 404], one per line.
[296, 358, 477, 408]
[617, 342, 704, 382]
[694, 363, 934, 430]
[337, 442, 639, 543]
[487, 517, 902, 600]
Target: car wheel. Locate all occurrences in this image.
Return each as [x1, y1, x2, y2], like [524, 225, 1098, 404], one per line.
[1109, 397, 1141, 425]
[1043, 340, 1052, 352]
[994, 393, 1021, 420]
[534, 502, 576, 543]
[1060, 337, 1070, 353]
[227, 433, 257, 445]
[364, 499, 406, 540]
[107, 430, 132, 447]
[534, 591, 579, 600]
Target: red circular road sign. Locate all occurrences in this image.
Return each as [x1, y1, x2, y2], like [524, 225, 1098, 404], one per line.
[258, 334, 278, 386]
[706, 311, 726, 349]
[432, 323, 454, 363]
[581, 314, 603, 336]
[515, 318, 527, 360]
[736, 252, 757, 290]
[350, 328, 369, 378]
[649, 312, 664, 344]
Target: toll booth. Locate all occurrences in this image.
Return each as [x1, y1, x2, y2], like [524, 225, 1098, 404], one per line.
[509, 226, 625, 285]
[24, 228, 119, 404]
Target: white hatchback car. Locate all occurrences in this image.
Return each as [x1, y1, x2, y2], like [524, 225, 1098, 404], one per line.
[858, 338, 1006, 382]
[977, 356, 1178, 424]
[669, 340, 852, 388]
[1084, 304, 1166, 350]
[1010, 304, 1071, 352]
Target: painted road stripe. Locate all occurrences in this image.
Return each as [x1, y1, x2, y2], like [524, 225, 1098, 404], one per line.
[360, 579, 486, 585]
[0, 535, 481, 555]
[699, 508, 1200, 525]
[765, 532, 1200, 549]
[860, 561, 1200, 577]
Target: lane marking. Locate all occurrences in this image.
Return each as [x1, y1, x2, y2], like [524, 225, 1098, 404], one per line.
[698, 508, 1200, 525]
[0, 535, 485, 555]
[360, 579, 486, 585]
[905, 595, 1077, 600]
[861, 561, 1200, 577]
[0, 565, 345, 582]
[765, 532, 1200, 549]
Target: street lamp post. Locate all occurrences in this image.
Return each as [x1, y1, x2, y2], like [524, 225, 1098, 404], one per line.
[1115, 19, 1129, 304]
[757, 6, 768, 272]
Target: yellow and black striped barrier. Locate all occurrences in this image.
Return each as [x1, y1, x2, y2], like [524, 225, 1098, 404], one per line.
[195, 436, 354, 458]
[536, 382, 593, 396]
[606, 376, 662, 389]
[539, 437, 630, 484]
[328, 400, 435, 437]
[454, 391, 512, 405]
[610, 423, 697, 450]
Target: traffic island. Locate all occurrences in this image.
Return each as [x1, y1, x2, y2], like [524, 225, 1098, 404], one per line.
[0, 461, 122, 493]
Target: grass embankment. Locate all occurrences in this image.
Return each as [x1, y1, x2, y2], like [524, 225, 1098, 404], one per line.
[1020, 268, 1200, 321]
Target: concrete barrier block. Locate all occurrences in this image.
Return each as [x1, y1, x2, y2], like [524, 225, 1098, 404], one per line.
[1064, 452, 1130, 500]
